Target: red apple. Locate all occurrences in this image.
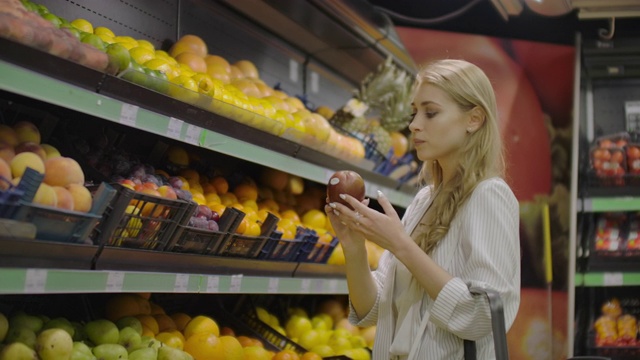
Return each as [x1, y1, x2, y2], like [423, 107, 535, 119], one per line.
[327, 170, 365, 209]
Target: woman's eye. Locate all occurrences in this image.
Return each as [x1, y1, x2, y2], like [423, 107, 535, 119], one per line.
[426, 112, 437, 118]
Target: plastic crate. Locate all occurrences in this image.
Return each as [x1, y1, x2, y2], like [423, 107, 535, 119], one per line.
[259, 232, 306, 262]
[296, 228, 338, 263]
[168, 207, 245, 255]
[215, 210, 280, 258]
[95, 183, 192, 251]
[0, 168, 116, 243]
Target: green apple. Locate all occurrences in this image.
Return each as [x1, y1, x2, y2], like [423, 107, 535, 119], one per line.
[36, 328, 73, 360]
[10, 312, 44, 333]
[158, 345, 190, 360]
[71, 322, 87, 342]
[0, 342, 37, 360]
[43, 317, 76, 338]
[115, 317, 142, 335]
[71, 342, 96, 360]
[5, 327, 37, 349]
[0, 312, 7, 342]
[84, 320, 119, 345]
[92, 344, 128, 360]
[128, 347, 156, 360]
[117, 327, 141, 352]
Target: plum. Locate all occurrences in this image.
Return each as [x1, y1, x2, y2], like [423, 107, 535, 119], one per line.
[207, 220, 219, 232]
[210, 210, 220, 223]
[168, 176, 184, 189]
[175, 189, 192, 201]
[188, 216, 208, 229]
[195, 205, 212, 220]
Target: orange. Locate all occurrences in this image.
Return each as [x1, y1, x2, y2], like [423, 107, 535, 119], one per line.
[236, 336, 254, 348]
[302, 209, 327, 229]
[219, 193, 238, 206]
[280, 210, 300, 223]
[220, 326, 236, 337]
[184, 332, 222, 359]
[150, 302, 166, 315]
[236, 218, 249, 234]
[272, 349, 300, 360]
[105, 294, 141, 322]
[183, 315, 220, 339]
[258, 199, 279, 213]
[242, 199, 259, 212]
[243, 345, 271, 360]
[175, 34, 208, 57]
[204, 55, 231, 73]
[244, 222, 262, 237]
[234, 183, 258, 202]
[154, 313, 177, 332]
[136, 292, 151, 300]
[234, 60, 259, 79]
[180, 168, 200, 183]
[390, 131, 409, 158]
[211, 176, 229, 194]
[175, 52, 207, 73]
[142, 325, 155, 337]
[205, 192, 221, 204]
[170, 312, 191, 332]
[136, 314, 160, 334]
[231, 203, 245, 212]
[156, 331, 185, 350]
[301, 352, 323, 360]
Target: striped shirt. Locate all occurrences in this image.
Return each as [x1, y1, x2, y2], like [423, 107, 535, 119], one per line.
[349, 177, 520, 360]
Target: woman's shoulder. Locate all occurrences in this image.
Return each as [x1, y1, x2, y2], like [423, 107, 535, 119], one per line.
[469, 177, 517, 205]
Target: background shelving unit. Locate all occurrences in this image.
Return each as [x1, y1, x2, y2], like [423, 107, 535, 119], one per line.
[569, 34, 640, 358]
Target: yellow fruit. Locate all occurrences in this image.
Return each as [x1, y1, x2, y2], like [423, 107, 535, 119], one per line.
[129, 46, 156, 65]
[154, 313, 176, 332]
[234, 183, 258, 202]
[0, 312, 8, 342]
[156, 331, 184, 350]
[327, 244, 345, 265]
[94, 26, 115, 37]
[71, 18, 93, 33]
[243, 345, 271, 360]
[170, 313, 192, 332]
[183, 315, 220, 339]
[310, 345, 334, 358]
[183, 332, 221, 359]
[176, 52, 208, 74]
[285, 315, 313, 340]
[166, 146, 189, 167]
[10, 151, 45, 178]
[302, 209, 327, 229]
[136, 315, 160, 334]
[145, 58, 179, 80]
[174, 35, 208, 57]
[136, 39, 155, 51]
[234, 60, 259, 79]
[219, 336, 244, 360]
[390, 131, 409, 158]
[105, 294, 141, 322]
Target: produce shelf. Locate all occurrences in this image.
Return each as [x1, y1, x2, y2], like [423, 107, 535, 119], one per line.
[575, 272, 640, 287]
[578, 196, 640, 212]
[0, 41, 416, 207]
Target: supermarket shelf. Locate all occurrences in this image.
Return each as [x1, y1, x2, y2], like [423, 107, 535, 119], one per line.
[578, 196, 640, 212]
[575, 272, 640, 287]
[0, 267, 348, 295]
[0, 43, 415, 207]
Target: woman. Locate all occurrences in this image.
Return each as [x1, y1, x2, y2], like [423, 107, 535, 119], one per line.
[326, 59, 520, 359]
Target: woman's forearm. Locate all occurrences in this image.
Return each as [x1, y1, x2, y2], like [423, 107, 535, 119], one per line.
[342, 242, 379, 319]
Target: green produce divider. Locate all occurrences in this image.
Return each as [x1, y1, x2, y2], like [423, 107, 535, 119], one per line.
[0, 268, 348, 294]
[0, 60, 414, 207]
[581, 197, 640, 212]
[575, 271, 640, 287]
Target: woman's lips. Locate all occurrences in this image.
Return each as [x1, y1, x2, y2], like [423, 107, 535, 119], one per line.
[413, 139, 425, 146]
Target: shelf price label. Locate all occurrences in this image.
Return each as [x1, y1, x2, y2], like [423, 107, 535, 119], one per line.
[167, 117, 183, 138]
[184, 124, 202, 146]
[119, 104, 138, 127]
[604, 272, 624, 286]
[106, 271, 125, 292]
[328, 279, 339, 293]
[267, 278, 279, 293]
[24, 269, 47, 293]
[300, 279, 311, 293]
[174, 274, 190, 292]
[206, 275, 219, 293]
[229, 275, 243, 293]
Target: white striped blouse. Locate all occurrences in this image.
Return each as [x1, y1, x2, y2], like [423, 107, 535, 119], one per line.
[349, 177, 521, 360]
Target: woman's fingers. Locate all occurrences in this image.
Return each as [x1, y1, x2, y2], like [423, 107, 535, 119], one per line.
[376, 190, 400, 221]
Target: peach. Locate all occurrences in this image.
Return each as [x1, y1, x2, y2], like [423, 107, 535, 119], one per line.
[0, 125, 18, 147]
[13, 121, 41, 144]
[10, 152, 45, 178]
[14, 141, 47, 160]
[0, 141, 15, 163]
[33, 183, 58, 207]
[41, 144, 61, 159]
[0, 158, 11, 189]
[52, 186, 74, 210]
[157, 185, 177, 200]
[43, 157, 85, 187]
[66, 183, 92, 212]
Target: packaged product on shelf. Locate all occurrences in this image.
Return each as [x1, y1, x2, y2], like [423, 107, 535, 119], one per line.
[594, 315, 618, 346]
[590, 132, 631, 187]
[626, 213, 640, 254]
[617, 314, 638, 345]
[594, 213, 626, 254]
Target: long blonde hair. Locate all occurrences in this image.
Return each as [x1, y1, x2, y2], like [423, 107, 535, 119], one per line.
[415, 59, 505, 254]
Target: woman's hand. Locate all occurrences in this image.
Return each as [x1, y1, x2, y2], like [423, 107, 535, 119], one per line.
[328, 191, 412, 254]
[324, 197, 369, 251]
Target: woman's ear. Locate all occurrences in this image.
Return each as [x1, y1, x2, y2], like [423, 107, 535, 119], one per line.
[466, 106, 485, 133]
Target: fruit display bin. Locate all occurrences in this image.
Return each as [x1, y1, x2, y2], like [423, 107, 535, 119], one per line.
[167, 207, 245, 255]
[0, 168, 116, 244]
[94, 183, 193, 251]
[296, 229, 339, 264]
[258, 234, 306, 262]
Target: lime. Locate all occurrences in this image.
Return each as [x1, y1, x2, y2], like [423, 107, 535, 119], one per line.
[106, 43, 131, 74]
[42, 13, 62, 28]
[81, 33, 106, 51]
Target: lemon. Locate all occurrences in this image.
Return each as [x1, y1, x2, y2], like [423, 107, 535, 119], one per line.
[94, 26, 115, 37]
[136, 39, 155, 52]
[155, 50, 178, 65]
[129, 46, 156, 65]
[96, 33, 115, 44]
[114, 36, 139, 50]
[71, 18, 93, 33]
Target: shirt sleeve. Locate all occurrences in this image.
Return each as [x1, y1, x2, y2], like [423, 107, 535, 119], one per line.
[429, 178, 521, 341]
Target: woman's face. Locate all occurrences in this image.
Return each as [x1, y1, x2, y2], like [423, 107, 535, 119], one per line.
[409, 83, 470, 163]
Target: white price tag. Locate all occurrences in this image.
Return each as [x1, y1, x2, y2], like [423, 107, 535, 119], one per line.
[604, 272, 624, 286]
[184, 124, 202, 146]
[289, 59, 299, 83]
[206, 275, 219, 293]
[167, 117, 183, 139]
[300, 279, 311, 293]
[229, 275, 243, 293]
[174, 274, 190, 292]
[310, 71, 319, 93]
[24, 269, 47, 293]
[106, 271, 125, 292]
[119, 104, 138, 127]
[267, 278, 279, 293]
[328, 279, 338, 293]
[313, 279, 324, 293]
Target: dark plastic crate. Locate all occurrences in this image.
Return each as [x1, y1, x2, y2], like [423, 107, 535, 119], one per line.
[259, 232, 305, 262]
[0, 168, 116, 243]
[216, 234, 269, 258]
[168, 206, 245, 255]
[296, 228, 338, 263]
[95, 183, 192, 251]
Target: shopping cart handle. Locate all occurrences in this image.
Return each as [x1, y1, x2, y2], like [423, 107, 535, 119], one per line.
[468, 286, 509, 360]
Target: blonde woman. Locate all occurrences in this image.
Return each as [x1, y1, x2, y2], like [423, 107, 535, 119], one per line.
[326, 59, 520, 360]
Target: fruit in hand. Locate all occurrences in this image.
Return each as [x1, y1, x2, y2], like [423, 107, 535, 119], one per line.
[35, 328, 73, 360]
[327, 170, 366, 209]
